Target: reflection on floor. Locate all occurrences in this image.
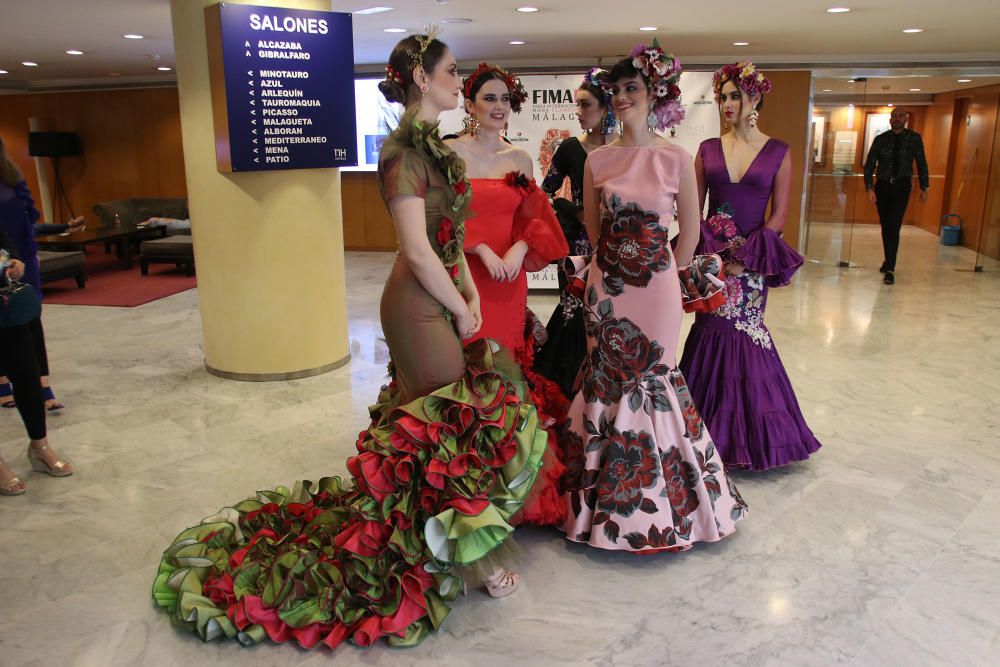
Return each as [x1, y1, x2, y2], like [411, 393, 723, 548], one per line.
[1, 224, 998, 666]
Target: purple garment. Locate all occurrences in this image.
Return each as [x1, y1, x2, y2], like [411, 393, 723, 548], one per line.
[679, 138, 820, 471]
[0, 181, 42, 298]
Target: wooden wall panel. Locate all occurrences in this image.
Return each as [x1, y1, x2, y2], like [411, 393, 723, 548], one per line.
[0, 88, 187, 222]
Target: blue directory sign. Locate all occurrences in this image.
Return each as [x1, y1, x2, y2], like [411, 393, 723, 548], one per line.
[205, 3, 357, 172]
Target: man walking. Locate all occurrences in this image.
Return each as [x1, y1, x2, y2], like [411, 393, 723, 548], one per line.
[864, 107, 929, 285]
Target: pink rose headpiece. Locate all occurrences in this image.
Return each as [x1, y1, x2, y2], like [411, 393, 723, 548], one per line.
[713, 61, 772, 102]
[463, 63, 528, 114]
[629, 39, 685, 131]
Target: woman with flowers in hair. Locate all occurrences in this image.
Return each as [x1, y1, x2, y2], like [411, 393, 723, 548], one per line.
[561, 42, 746, 554]
[445, 63, 569, 528]
[151, 33, 549, 653]
[679, 61, 820, 471]
[533, 67, 616, 398]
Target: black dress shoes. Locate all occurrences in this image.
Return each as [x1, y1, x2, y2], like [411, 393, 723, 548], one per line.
[879, 263, 887, 273]
[883, 271, 895, 285]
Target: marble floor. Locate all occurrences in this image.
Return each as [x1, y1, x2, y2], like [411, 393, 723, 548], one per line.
[1, 224, 998, 666]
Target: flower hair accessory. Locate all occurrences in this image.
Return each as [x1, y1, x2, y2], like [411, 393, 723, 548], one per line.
[629, 39, 685, 131]
[406, 24, 441, 70]
[463, 63, 529, 113]
[713, 61, 772, 101]
[582, 67, 617, 135]
[384, 64, 403, 85]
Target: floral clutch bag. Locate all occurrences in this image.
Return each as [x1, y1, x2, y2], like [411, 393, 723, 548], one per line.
[678, 254, 726, 313]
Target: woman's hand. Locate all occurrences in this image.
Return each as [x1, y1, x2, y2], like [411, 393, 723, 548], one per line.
[475, 246, 507, 282]
[454, 304, 482, 340]
[501, 243, 528, 282]
[466, 293, 483, 333]
[724, 261, 745, 277]
[4, 259, 25, 281]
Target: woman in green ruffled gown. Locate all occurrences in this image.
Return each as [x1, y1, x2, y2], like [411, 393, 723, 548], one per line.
[151, 33, 547, 652]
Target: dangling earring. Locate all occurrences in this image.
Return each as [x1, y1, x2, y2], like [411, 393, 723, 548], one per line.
[723, 120, 730, 131]
[462, 114, 480, 137]
[502, 121, 509, 137]
[420, 82, 429, 94]
[748, 108, 759, 128]
[647, 105, 657, 133]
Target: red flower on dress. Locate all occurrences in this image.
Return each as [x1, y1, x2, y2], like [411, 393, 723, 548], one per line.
[436, 217, 455, 248]
[504, 170, 532, 192]
[661, 446, 701, 518]
[595, 429, 660, 517]
[453, 180, 468, 196]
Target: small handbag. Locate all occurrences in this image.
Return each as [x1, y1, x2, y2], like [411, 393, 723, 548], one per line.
[0, 280, 41, 328]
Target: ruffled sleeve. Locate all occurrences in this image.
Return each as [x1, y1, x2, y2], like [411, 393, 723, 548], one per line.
[378, 147, 430, 202]
[731, 226, 804, 287]
[15, 180, 41, 223]
[513, 181, 570, 272]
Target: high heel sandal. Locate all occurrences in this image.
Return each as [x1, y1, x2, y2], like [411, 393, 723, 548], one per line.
[484, 568, 520, 598]
[27, 443, 73, 477]
[0, 461, 27, 496]
[43, 387, 65, 412]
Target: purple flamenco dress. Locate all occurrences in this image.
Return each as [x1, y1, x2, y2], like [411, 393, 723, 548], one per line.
[679, 138, 821, 471]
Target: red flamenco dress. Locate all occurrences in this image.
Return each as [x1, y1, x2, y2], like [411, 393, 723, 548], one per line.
[464, 172, 570, 526]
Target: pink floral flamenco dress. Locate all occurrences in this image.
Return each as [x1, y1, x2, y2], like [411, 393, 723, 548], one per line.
[562, 143, 747, 553]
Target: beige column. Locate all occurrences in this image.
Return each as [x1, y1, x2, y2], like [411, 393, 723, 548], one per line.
[169, 0, 349, 380]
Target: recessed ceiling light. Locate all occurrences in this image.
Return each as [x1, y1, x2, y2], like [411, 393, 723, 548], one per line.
[353, 6, 393, 14]
[957, 79, 972, 83]
[826, 7, 851, 12]
[383, 28, 406, 33]
[123, 33, 144, 39]
[909, 88, 921, 91]
[0, 70, 8, 75]
[509, 40, 525, 45]
[902, 28, 924, 33]
[65, 49, 84, 55]
[440, 17, 472, 23]
[22, 61, 39, 67]
[157, 66, 172, 71]
[887, 103, 894, 107]
[639, 26, 657, 31]
[733, 42, 750, 46]
[516, 6, 539, 12]
[821, 88, 832, 92]
[848, 79, 855, 83]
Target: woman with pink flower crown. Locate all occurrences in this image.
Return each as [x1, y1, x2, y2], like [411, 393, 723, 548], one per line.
[561, 42, 747, 554]
[679, 62, 821, 471]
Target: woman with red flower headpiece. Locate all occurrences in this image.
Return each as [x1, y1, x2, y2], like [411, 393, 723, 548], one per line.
[150, 34, 550, 654]
[445, 63, 570, 527]
[561, 43, 747, 554]
[678, 61, 821, 471]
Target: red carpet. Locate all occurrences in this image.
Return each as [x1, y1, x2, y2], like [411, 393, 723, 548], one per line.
[42, 249, 197, 307]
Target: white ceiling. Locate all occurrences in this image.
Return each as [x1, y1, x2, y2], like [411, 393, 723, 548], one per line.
[1, 0, 999, 90]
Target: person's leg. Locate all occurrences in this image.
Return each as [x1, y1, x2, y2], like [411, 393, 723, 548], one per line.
[884, 184, 911, 272]
[875, 182, 894, 271]
[0, 325, 72, 475]
[27, 317, 62, 411]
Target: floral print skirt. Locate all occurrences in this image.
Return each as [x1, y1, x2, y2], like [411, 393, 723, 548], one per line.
[561, 253, 748, 553]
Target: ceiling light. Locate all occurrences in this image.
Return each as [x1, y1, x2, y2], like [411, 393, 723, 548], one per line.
[516, 6, 539, 12]
[826, 7, 851, 12]
[123, 34, 145, 39]
[887, 103, 893, 107]
[639, 26, 657, 31]
[383, 28, 406, 33]
[848, 79, 855, 83]
[821, 88, 832, 92]
[65, 49, 84, 55]
[353, 6, 393, 14]
[957, 79, 972, 83]
[733, 42, 750, 46]
[441, 17, 472, 23]
[509, 40, 525, 45]
[909, 88, 921, 91]
[157, 66, 172, 71]
[0, 70, 7, 75]
[902, 28, 924, 33]
[22, 61, 39, 67]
